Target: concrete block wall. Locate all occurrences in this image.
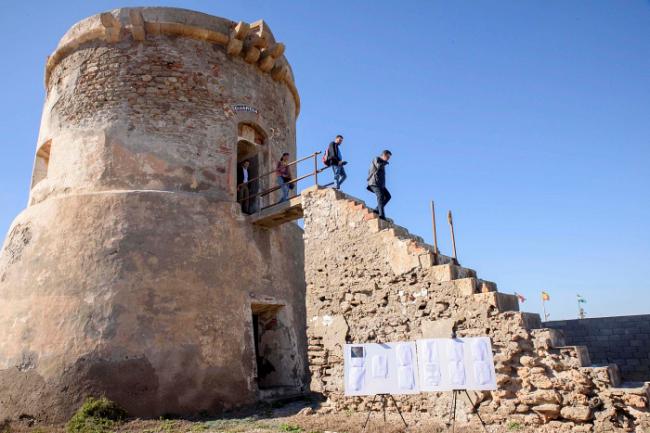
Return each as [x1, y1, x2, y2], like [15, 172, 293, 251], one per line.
[545, 315, 650, 382]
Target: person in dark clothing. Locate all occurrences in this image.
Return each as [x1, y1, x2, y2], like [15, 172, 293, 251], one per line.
[326, 135, 347, 189]
[237, 160, 252, 214]
[366, 150, 392, 220]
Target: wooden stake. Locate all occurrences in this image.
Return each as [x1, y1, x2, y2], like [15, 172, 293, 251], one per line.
[430, 201, 439, 255]
[448, 210, 458, 263]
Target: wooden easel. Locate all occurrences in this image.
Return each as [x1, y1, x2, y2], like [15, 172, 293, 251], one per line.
[449, 389, 489, 433]
[362, 393, 408, 432]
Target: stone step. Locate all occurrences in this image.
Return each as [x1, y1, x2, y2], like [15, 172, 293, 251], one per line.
[607, 381, 650, 401]
[531, 328, 567, 348]
[430, 263, 477, 282]
[520, 312, 543, 330]
[366, 215, 390, 232]
[477, 279, 497, 293]
[598, 381, 650, 410]
[257, 386, 306, 404]
[384, 226, 410, 239]
[453, 277, 479, 296]
[473, 291, 520, 312]
[584, 363, 622, 388]
[453, 277, 498, 296]
[556, 345, 592, 368]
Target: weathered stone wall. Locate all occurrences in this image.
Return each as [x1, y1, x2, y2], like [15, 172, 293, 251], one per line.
[0, 8, 306, 422]
[32, 7, 297, 206]
[545, 315, 650, 382]
[302, 187, 650, 432]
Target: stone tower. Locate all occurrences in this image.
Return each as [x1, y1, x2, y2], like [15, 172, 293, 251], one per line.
[0, 7, 307, 422]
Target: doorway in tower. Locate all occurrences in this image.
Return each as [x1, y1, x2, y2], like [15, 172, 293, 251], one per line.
[236, 123, 266, 214]
[250, 303, 301, 395]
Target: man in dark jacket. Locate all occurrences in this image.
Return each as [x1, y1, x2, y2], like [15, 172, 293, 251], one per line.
[326, 134, 347, 189]
[237, 160, 252, 214]
[367, 150, 392, 220]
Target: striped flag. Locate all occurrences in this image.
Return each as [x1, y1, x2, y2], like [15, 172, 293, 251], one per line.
[514, 292, 526, 303]
[541, 291, 550, 301]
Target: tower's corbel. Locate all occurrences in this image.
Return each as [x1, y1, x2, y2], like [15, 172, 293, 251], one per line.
[258, 43, 285, 72]
[243, 35, 267, 64]
[129, 10, 146, 41]
[271, 64, 289, 82]
[227, 21, 249, 56]
[100, 12, 122, 43]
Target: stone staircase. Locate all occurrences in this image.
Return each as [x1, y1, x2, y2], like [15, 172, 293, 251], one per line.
[302, 186, 649, 428]
[333, 187, 649, 387]
[329, 188, 526, 315]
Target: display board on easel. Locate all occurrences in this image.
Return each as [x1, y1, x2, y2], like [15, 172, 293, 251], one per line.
[344, 342, 420, 396]
[344, 337, 496, 395]
[416, 337, 497, 392]
[343, 337, 496, 432]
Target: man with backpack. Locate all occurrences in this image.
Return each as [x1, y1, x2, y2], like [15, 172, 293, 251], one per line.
[325, 135, 347, 190]
[367, 150, 392, 220]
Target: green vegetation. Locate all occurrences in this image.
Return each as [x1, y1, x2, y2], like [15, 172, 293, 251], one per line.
[506, 420, 524, 431]
[66, 397, 127, 433]
[277, 424, 302, 433]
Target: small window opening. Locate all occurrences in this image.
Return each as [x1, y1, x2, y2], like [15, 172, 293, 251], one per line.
[31, 140, 52, 188]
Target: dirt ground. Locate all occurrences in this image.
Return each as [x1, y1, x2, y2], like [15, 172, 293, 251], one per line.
[0, 399, 631, 433]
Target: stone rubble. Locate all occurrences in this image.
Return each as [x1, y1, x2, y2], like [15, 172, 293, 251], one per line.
[301, 187, 650, 432]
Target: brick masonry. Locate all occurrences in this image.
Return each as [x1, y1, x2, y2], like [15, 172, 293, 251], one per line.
[545, 315, 650, 382]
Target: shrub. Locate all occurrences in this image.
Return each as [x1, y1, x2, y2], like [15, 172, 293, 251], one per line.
[66, 397, 127, 433]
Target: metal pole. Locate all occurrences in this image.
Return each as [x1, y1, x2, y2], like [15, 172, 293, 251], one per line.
[542, 299, 548, 322]
[431, 201, 439, 255]
[313, 152, 319, 186]
[448, 210, 458, 263]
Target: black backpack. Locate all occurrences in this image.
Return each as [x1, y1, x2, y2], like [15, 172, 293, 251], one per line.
[322, 146, 331, 167]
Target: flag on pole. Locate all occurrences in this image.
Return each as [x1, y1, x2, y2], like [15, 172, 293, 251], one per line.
[541, 291, 550, 301]
[577, 294, 586, 304]
[514, 292, 526, 303]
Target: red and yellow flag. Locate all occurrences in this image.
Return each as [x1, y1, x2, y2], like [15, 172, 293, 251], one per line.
[541, 291, 550, 301]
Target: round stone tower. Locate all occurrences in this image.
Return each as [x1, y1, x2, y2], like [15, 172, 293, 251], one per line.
[0, 7, 306, 422]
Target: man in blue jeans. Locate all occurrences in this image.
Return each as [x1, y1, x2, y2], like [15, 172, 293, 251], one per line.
[367, 150, 392, 220]
[326, 135, 347, 189]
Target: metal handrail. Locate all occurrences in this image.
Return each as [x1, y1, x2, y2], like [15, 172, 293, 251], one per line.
[237, 152, 321, 189]
[236, 151, 326, 212]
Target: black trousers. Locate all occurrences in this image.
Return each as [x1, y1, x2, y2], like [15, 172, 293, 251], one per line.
[369, 186, 391, 219]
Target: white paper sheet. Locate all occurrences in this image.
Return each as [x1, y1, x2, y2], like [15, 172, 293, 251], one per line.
[344, 342, 420, 396]
[416, 337, 497, 392]
[371, 355, 388, 379]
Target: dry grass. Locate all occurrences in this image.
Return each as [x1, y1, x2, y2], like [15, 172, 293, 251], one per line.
[1, 400, 557, 433]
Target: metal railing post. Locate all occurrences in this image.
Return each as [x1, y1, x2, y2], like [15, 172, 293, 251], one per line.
[313, 152, 319, 186]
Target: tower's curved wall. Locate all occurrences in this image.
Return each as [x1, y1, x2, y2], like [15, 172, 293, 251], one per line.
[0, 8, 306, 422]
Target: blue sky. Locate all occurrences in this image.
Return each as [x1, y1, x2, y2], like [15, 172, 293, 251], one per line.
[1, 1, 648, 320]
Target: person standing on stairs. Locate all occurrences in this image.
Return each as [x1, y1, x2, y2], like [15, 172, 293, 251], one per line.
[326, 135, 347, 190]
[367, 150, 392, 220]
[276, 152, 292, 203]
